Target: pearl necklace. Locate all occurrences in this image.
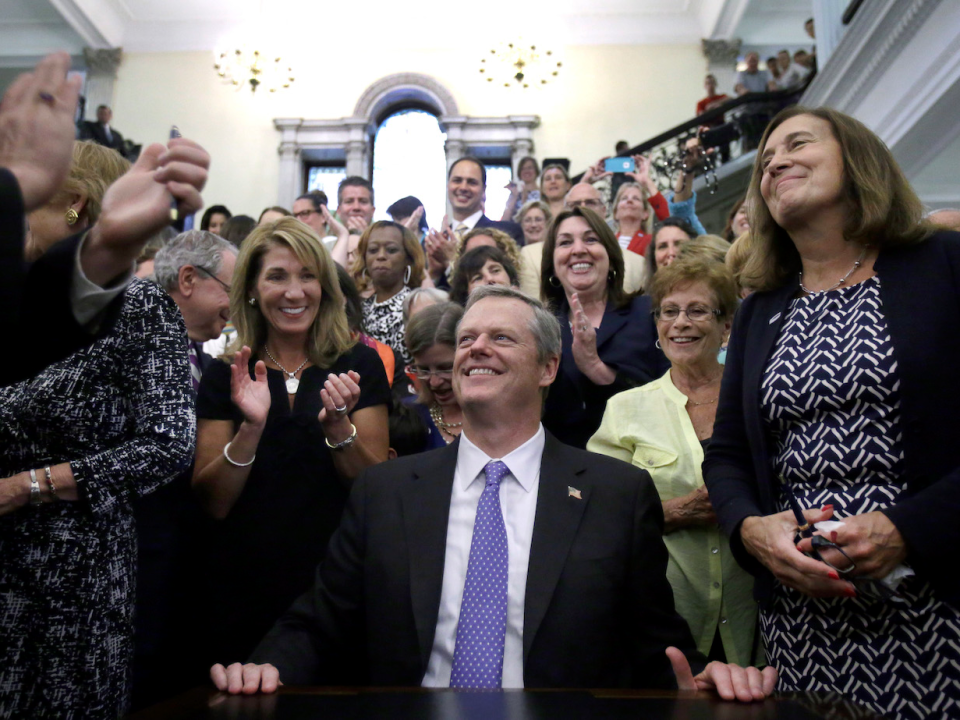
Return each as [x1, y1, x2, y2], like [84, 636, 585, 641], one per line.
[429, 402, 462, 442]
[798, 246, 868, 296]
[264, 347, 309, 394]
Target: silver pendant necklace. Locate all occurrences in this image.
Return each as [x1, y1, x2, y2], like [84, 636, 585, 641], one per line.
[799, 246, 868, 296]
[263, 347, 309, 394]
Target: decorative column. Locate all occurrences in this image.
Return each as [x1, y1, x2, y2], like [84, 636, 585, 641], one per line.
[275, 119, 304, 207]
[81, 48, 122, 121]
[701, 39, 742, 97]
[344, 118, 372, 178]
[812, 0, 847, 67]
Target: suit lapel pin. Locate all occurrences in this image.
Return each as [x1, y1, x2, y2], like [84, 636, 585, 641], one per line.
[568, 486, 582, 500]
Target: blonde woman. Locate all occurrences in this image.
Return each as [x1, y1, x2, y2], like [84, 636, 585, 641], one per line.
[193, 217, 390, 664]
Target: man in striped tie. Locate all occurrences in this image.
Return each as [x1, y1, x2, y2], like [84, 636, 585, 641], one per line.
[210, 286, 776, 702]
[152, 230, 237, 390]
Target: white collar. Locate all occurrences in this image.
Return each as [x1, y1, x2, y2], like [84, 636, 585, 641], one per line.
[454, 209, 484, 230]
[456, 425, 545, 493]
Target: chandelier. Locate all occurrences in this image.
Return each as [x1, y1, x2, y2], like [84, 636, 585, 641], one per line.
[213, 46, 295, 93]
[479, 40, 562, 88]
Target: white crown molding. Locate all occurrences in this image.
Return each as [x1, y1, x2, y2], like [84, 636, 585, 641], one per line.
[0, 23, 85, 56]
[703, 0, 751, 40]
[801, 0, 939, 109]
[47, 0, 125, 49]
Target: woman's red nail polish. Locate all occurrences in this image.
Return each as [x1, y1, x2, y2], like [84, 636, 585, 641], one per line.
[845, 587, 857, 598]
[830, 531, 838, 542]
[828, 570, 840, 580]
[821, 505, 833, 512]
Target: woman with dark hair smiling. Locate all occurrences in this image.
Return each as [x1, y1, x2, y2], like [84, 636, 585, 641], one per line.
[201, 204, 231, 236]
[539, 207, 668, 448]
[704, 106, 960, 717]
[449, 245, 520, 305]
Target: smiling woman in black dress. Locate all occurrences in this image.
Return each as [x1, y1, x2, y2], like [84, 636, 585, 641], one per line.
[193, 218, 390, 663]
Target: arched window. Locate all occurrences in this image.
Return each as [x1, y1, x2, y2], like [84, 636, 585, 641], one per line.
[372, 109, 447, 228]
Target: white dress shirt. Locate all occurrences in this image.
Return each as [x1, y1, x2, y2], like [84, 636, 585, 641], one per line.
[422, 425, 545, 688]
[453, 209, 484, 233]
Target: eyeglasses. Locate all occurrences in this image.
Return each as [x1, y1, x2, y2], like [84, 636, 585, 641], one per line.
[405, 365, 453, 380]
[567, 200, 604, 210]
[293, 209, 319, 220]
[654, 305, 722, 322]
[196, 266, 232, 294]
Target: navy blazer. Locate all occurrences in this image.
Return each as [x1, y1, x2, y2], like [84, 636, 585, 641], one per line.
[543, 294, 670, 449]
[250, 432, 702, 688]
[475, 214, 525, 246]
[704, 230, 960, 607]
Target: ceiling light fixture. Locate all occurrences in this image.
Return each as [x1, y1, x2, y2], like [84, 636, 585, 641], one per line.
[479, 40, 562, 89]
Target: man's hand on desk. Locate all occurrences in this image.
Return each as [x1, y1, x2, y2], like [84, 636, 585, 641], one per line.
[666, 647, 777, 702]
[211, 662, 282, 694]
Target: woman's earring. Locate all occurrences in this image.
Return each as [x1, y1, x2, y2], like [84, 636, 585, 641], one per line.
[65, 208, 79, 226]
[403, 265, 412, 285]
[655, 339, 662, 349]
[248, 297, 257, 306]
[548, 275, 561, 288]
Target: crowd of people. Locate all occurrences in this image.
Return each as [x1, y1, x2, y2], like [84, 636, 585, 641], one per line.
[3, 50, 960, 720]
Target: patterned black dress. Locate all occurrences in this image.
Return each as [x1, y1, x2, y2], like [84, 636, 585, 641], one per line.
[760, 277, 960, 719]
[361, 286, 412, 366]
[0, 279, 196, 719]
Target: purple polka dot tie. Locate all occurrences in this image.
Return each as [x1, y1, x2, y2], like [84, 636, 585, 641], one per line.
[449, 460, 510, 689]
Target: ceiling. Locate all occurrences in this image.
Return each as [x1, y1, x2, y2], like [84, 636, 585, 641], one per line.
[0, 0, 813, 64]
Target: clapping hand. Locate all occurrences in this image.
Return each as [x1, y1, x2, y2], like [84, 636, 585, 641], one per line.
[322, 205, 348, 242]
[400, 206, 424, 232]
[667, 647, 777, 702]
[345, 216, 368, 235]
[230, 346, 271, 429]
[318, 370, 362, 444]
[0, 52, 82, 212]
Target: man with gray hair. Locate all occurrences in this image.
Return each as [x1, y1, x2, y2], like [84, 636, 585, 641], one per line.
[153, 230, 237, 385]
[209, 285, 776, 701]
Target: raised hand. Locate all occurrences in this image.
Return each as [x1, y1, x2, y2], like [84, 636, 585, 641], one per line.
[400, 206, 424, 232]
[322, 205, 348, 242]
[318, 370, 361, 444]
[345, 216, 368, 235]
[230, 346, 271, 428]
[667, 647, 777, 702]
[0, 52, 83, 211]
[583, 157, 613, 184]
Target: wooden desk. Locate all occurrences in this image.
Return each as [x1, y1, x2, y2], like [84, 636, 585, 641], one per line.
[130, 687, 883, 719]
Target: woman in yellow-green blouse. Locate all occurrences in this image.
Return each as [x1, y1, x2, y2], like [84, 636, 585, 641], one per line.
[588, 256, 760, 665]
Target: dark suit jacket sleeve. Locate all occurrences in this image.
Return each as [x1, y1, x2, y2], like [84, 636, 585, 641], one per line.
[475, 215, 525, 245]
[0, 168, 26, 349]
[702, 293, 768, 577]
[1, 233, 126, 385]
[248, 471, 369, 685]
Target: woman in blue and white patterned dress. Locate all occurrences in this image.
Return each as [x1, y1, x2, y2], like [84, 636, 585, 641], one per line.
[704, 105, 960, 719]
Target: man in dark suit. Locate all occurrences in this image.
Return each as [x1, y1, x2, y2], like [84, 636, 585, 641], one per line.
[211, 286, 776, 701]
[448, 156, 524, 244]
[83, 104, 125, 152]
